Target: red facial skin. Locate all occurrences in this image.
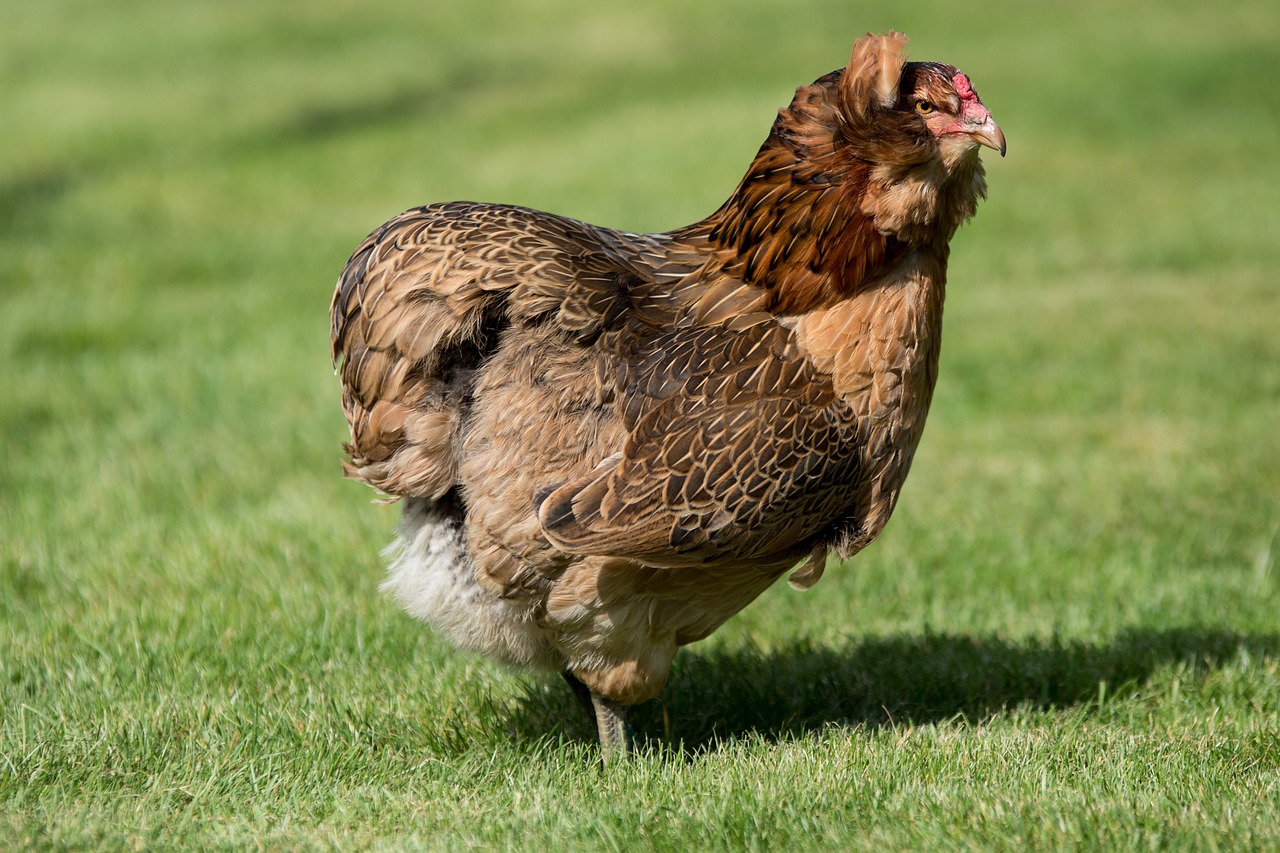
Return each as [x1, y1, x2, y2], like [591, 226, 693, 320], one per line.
[918, 71, 1002, 157]
[936, 72, 993, 136]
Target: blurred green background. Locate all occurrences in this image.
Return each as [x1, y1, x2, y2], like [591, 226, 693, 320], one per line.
[3, 0, 1279, 848]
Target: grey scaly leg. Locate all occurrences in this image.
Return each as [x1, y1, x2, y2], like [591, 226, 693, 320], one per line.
[591, 691, 631, 764]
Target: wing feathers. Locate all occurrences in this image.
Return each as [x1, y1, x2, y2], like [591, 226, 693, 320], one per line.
[537, 322, 864, 566]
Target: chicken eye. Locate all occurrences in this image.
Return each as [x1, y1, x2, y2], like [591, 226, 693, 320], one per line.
[915, 100, 936, 115]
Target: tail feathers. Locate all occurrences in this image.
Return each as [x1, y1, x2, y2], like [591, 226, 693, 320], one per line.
[331, 202, 650, 500]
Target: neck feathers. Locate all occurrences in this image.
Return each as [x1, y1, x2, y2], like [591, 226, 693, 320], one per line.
[674, 71, 981, 315]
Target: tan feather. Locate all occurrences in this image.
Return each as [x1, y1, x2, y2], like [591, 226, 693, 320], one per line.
[842, 30, 909, 115]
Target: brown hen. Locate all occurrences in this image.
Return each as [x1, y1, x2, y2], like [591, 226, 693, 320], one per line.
[330, 32, 1003, 760]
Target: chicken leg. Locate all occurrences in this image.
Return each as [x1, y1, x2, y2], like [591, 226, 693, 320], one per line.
[563, 671, 631, 762]
[592, 693, 631, 764]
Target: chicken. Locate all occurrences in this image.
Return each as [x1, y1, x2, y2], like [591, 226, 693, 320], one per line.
[330, 31, 1003, 761]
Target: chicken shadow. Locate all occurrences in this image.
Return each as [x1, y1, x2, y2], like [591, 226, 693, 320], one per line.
[509, 627, 1279, 754]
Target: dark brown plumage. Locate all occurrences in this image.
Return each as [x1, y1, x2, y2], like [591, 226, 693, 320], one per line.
[330, 32, 1003, 760]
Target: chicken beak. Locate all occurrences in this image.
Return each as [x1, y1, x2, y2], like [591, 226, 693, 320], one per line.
[970, 115, 1006, 157]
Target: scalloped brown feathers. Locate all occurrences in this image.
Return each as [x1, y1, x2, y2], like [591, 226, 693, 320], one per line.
[841, 30, 909, 116]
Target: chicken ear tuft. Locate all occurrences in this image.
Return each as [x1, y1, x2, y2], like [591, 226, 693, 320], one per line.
[842, 30, 909, 117]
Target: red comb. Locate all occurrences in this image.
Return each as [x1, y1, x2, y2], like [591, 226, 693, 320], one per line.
[953, 73, 978, 101]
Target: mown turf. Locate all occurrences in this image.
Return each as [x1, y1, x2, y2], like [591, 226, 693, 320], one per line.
[3, 0, 1279, 849]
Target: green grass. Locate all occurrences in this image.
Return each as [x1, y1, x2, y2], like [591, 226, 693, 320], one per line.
[3, 0, 1279, 848]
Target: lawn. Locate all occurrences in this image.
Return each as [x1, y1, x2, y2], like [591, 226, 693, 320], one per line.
[3, 0, 1279, 849]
